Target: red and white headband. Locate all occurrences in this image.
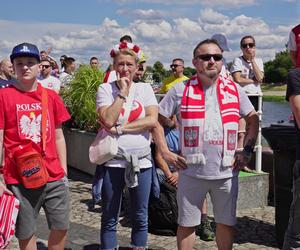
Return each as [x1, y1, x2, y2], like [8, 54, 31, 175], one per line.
[110, 42, 142, 60]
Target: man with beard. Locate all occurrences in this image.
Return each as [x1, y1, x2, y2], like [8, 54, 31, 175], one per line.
[160, 58, 189, 94]
[156, 39, 258, 249]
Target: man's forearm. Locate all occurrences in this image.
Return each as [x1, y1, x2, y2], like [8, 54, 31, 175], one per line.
[244, 110, 259, 148]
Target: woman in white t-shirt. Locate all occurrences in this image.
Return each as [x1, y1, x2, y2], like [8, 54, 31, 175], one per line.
[96, 42, 158, 250]
[231, 35, 264, 171]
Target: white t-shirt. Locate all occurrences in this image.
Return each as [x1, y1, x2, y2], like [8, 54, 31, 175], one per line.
[38, 75, 61, 92]
[231, 56, 264, 94]
[96, 81, 158, 168]
[59, 72, 73, 87]
[159, 79, 254, 180]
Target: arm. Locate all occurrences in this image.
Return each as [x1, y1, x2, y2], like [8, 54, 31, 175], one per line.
[0, 129, 12, 196]
[98, 77, 130, 128]
[289, 95, 300, 126]
[232, 72, 255, 86]
[121, 105, 158, 133]
[55, 126, 67, 175]
[152, 119, 187, 169]
[154, 147, 178, 186]
[250, 59, 264, 83]
[233, 109, 259, 170]
[290, 51, 297, 68]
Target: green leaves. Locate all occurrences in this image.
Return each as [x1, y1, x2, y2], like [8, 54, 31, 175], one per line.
[61, 65, 105, 132]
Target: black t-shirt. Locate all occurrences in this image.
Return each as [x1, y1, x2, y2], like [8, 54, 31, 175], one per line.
[286, 68, 300, 159]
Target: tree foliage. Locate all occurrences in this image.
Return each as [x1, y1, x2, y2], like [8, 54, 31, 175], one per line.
[264, 49, 293, 84]
[152, 61, 167, 82]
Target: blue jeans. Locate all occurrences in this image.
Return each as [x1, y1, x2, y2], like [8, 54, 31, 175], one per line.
[92, 166, 105, 204]
[100, 166, 152, 250]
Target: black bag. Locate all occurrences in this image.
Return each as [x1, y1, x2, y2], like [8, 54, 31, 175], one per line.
[148, 181, 178, 236]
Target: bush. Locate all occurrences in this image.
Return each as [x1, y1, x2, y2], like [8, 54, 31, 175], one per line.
[61, 65, 105, 132]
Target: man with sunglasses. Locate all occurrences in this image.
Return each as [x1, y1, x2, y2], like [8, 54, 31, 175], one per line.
[231, 35, 264, 172]
[157, 39, 258, 249]
[38, 58, 61, 94]
[160, 58, 189, 94]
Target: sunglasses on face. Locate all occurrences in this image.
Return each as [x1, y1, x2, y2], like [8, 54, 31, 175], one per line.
[170, 64, 183, 69]
[41, 65, 51, 69]
[195, 54, 223, 62]
[241, 43, 255, 49]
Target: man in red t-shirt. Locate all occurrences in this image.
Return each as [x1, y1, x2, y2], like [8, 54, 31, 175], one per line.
[0, 42, 70, 250]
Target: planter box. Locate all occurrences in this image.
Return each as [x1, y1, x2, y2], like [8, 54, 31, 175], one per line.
[63, 128, 97, 176]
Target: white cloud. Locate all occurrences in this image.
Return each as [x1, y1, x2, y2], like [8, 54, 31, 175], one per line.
[117, 8, 165, 20]
[0, 9, 290, 68]
[199, 8, 229, 24]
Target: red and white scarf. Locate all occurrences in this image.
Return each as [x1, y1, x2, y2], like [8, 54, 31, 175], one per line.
[181, 75, 240, 167]
[0, 194, 19, 249]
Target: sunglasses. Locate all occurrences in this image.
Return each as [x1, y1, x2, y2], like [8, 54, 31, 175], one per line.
[241, 43, 255, 49]
[41, 65, 50, 69]
[195, 54, 223, 62]
[170, 64, 183, 68]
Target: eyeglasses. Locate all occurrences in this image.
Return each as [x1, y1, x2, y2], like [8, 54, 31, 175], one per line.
[241, 43, 255, 49]
[170, 64, 183, 68]
[41, 65, 50, 69]
[195, 54, 223, 61]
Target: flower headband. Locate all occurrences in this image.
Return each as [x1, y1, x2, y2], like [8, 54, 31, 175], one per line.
[110, 42, 143, 60]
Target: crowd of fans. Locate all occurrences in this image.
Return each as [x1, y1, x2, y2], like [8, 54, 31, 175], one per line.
[0, 26, 298, 250]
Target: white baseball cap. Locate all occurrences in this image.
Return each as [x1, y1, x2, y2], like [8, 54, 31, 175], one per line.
[211, 34, 230, 51]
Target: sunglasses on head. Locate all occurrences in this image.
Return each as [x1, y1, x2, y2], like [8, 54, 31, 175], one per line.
[170, 64, 183, 68]
[241, 43, 255, 49]
[41, 65, 50, 69]
[195, 54, 223, 62]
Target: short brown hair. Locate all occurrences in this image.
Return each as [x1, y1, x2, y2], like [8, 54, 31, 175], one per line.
[193, 39, 222, 58]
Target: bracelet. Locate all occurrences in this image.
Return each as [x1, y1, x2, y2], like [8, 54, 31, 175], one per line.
[117, 93, 127, 101]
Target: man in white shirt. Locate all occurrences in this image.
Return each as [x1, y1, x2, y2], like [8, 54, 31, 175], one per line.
[38, 58, 61, 94]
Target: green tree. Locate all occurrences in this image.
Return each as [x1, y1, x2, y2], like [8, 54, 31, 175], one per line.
[152, 61, 167, 82]
[264, 49, 293, 84]
[183, 67, 197, 78]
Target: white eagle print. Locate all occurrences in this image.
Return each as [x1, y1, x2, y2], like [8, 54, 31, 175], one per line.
[19, 112, 42, 143]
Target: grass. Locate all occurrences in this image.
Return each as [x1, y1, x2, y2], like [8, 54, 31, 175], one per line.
[263, 95, 286, 102]
[261, 84, 287, 91]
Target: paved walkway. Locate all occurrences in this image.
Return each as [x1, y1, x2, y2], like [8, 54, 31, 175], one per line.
[8, 168, 279, 250]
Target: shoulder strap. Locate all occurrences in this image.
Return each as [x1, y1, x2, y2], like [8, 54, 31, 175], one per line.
[41, 87, 48, 156]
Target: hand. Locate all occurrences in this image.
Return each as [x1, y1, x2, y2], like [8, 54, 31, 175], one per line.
[249, 50, 256, 61]
[0, 181, 13, 197]
[166, 171, 178, 187]
[116, 72, 131, 97]
[232, 150, 252, 171]
[163, 151, 187, 170]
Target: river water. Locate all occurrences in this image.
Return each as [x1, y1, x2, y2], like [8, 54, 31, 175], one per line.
[262, 101, 292, 127]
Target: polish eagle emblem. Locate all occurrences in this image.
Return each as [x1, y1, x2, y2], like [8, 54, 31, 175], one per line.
[19, 112, 42, 143]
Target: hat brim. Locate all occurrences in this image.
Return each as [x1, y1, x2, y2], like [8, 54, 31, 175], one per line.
[10, 52, 40, 62]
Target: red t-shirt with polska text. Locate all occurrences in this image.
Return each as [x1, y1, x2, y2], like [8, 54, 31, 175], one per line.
[0, 84, 70, 184]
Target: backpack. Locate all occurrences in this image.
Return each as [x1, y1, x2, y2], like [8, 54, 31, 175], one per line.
[148, 181, 178, 236]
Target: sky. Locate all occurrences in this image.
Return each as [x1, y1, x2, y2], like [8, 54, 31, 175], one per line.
[0, 0, 299, 69]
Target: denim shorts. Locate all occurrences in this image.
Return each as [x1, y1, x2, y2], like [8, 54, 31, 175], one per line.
[8, 176, 70, 240]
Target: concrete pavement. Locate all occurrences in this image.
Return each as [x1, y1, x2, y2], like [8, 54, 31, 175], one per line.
[7, 168, 279, 250]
